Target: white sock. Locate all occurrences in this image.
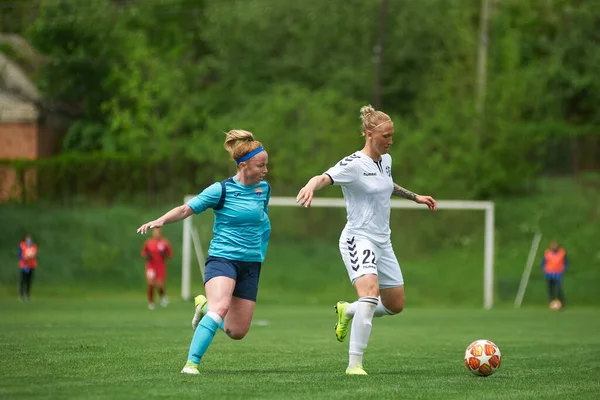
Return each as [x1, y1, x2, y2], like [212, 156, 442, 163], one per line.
[348, 296, 378, 369]
[345, 301, 358, 318]
[206, 311, 223, 325]
[349, 354, 362, 369]
[346, 297, 397, 318]
[374, 298, 397, 317]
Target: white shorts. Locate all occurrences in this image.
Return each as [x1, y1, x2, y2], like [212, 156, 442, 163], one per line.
[339, 233, 404, 289]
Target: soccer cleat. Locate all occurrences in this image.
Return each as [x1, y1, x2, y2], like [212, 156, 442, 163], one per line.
[148, 303, 156, 310]
[160, 296, 169, 308]
[191, 294, 208, 331]
[334, 301, 352, 342]
[345, 365, 368, 375]
[181, 360, 200, 375]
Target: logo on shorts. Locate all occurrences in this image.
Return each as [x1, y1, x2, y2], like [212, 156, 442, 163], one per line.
[254, 187, 262, 196]
[347, 236, 359, 271]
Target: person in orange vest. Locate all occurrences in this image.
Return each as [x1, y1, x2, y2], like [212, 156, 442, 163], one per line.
[18, 233, 38, 302]
[541, 240, 568, 309]
[141, 227, 173, 310]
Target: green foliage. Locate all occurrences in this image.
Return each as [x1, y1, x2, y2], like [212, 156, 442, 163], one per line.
[489, 0, 600, 171]
[199, 0, 376, 97]
[198, 83, 364, 187]
[0, 153, 218, 205]
[0, 0, 40, 33]
[26, 0, 128, 151]
[101, 33, 202, 157]
[13, 0, 600, 198]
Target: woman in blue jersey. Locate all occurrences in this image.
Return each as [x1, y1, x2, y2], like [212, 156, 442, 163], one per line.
[137, 129, 271, 375]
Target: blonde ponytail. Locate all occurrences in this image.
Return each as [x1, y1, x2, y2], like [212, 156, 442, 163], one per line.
[224, 130, 263, 161]
[359, 105, 392, 136]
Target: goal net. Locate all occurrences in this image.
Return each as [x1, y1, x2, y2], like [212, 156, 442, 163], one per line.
[181, 196, 495, 308]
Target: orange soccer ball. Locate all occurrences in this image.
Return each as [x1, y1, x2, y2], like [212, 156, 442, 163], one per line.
[464, 339, 502, 376]
[549, 300, 562, 311]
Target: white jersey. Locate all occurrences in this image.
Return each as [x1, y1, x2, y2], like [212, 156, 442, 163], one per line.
[324, 151, 394, 244]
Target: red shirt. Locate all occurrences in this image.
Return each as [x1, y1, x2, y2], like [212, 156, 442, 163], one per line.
[19, 242, 38, 269]
[142, 238, 173, 270]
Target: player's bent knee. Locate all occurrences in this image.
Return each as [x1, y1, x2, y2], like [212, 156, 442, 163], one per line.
[228, 332, 246, 340]
[225, 327, 250, 340]
[381, 297, 404, 314]
[388, 303, 404, 314]
[209, 304, 230, 318]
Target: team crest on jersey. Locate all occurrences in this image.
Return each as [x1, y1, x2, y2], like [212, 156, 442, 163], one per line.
[386, 166, 391, 177]
[254, 187, 263, 196]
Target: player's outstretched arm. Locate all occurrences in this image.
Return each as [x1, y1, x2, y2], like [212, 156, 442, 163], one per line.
[137, 204, 195, 234]
[392, 183, 437, 211]
[296, 174, 332, 208]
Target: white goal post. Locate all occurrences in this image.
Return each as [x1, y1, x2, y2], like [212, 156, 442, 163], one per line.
[182, 196, 495, 309]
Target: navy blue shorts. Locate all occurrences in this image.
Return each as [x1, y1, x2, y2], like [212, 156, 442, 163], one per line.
[204, 256, 262, 302]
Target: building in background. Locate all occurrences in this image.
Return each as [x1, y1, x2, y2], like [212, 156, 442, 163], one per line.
[0, 40, 66, 202]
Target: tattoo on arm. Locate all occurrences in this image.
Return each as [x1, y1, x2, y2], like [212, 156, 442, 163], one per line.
[392, 183, 417, 201]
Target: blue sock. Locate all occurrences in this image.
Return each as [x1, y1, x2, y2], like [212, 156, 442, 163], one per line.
[202, 304, 225, 331]
[187, 312, 222, 364]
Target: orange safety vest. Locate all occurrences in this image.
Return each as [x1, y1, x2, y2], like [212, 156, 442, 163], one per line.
[19, 242, 38, 269]
[544, 248, 566, 274]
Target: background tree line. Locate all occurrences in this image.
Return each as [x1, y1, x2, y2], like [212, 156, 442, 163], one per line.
[1, 0, 599, 201]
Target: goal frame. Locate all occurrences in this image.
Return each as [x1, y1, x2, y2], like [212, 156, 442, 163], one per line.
[182, 196, 495, 309]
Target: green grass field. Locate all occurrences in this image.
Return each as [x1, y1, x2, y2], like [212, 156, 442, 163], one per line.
[2, 298, 599, 399]
[1, 176, 599, 398]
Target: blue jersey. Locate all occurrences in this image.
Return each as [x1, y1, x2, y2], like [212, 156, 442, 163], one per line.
[187, 177, 271, 262]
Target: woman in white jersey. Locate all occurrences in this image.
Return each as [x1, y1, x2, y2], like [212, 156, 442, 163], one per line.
[296, 105, 436, 375]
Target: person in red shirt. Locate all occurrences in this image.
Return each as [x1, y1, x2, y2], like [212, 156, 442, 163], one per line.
[18, 233, 38, 302]
[141, 228, 173, 309]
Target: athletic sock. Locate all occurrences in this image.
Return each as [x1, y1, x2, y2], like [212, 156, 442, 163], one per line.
[147, 284, 154, 304]
[345, 301, 357, 318]
[374, 297, 397, 317]
[348, 296, 378, 369]
[187, 311, 222, 364]
[201, 303, 225, 330]
[346, 296, 397, 318]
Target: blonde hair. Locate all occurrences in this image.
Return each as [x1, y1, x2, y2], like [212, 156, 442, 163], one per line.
[224, 130, 263, 161]
[359, 105, 392, 136]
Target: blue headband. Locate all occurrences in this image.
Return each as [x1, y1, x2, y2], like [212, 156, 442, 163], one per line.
[236, 146, 264, 164]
